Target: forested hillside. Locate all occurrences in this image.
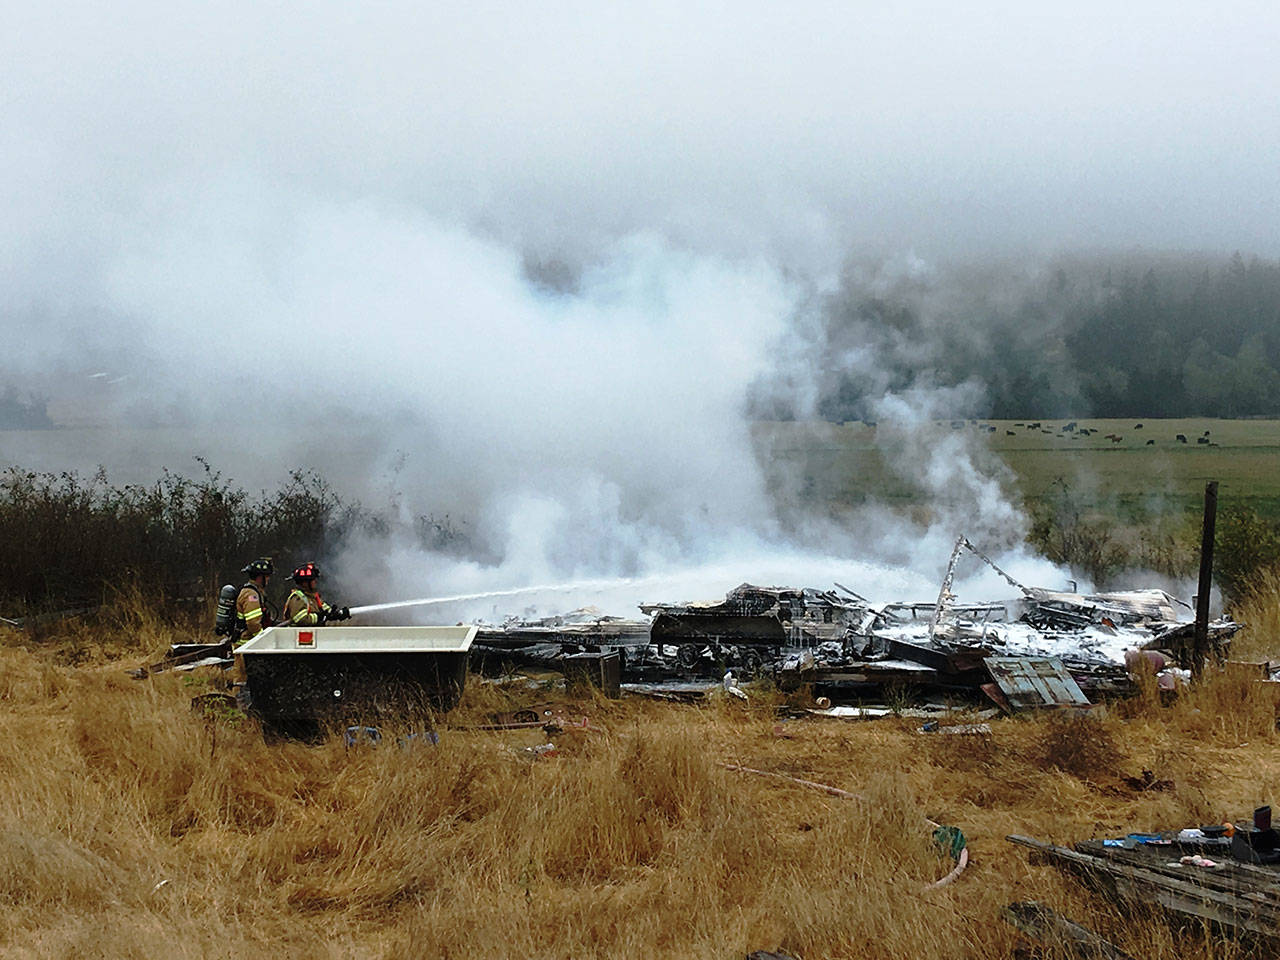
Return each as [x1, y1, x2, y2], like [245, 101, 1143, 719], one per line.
[776, 252, 1280, 421]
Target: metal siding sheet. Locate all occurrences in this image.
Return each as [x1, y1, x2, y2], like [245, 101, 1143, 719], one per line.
[985, 656, 1090, 708]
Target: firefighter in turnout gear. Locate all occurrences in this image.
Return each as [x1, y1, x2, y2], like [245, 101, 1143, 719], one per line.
[234, 557, 277, 647]
[283, 562, 350, 626]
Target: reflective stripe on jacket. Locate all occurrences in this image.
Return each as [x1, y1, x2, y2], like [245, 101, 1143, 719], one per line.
[234, 583, 274, 646]
[284, 588, 331, 626]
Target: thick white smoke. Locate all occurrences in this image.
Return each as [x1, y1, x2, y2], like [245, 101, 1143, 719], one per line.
[11, 1, 1259, 614]
[48, 182, 1068, 617]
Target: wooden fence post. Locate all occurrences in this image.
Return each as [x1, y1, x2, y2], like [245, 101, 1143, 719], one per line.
[1193, 480, 1218, 676]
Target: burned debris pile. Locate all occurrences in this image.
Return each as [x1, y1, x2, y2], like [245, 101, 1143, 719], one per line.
[471, 539, 1241, 705]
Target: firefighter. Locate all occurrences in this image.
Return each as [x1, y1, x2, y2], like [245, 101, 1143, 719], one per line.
[283, 562, 351, 626]
[235, 557, 277, 647]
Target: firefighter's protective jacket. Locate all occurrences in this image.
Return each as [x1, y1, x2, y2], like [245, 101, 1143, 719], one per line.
[283, 588, 333, 626]
[234, 583, 274, 646]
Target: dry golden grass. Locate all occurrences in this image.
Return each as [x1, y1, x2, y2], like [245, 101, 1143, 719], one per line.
[1231, 568, 1280, 662]
[4, 605, 1280, 958]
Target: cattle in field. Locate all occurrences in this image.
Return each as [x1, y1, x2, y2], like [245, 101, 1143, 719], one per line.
[1177, 435, 1187, 443]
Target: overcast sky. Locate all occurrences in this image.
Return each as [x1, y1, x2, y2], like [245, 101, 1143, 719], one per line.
[4, 0, 1279, 281]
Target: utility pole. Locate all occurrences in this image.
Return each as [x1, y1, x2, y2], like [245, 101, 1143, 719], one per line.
[1193, 480, 1218, 676]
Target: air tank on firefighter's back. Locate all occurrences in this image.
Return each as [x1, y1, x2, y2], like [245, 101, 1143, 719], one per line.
[213, 583, 239, 637]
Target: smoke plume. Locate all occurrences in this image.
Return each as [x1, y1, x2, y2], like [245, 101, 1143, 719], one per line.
[5, 2, 1275, 614]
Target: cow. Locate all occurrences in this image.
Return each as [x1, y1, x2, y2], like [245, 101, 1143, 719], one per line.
[1146, 439, 1155, 445]
[1177, 435, 1188, 443]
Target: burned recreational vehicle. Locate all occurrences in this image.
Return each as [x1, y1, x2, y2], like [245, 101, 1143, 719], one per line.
[470, 538, 1241, 701]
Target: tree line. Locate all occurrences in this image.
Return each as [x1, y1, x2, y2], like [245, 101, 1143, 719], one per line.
[788, 251, 1280, 421]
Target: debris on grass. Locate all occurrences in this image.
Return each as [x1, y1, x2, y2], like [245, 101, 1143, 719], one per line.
[1009, 813, 1280, 948]
[469, 536, 1240, 709]
[1002, 901, 1136, 960]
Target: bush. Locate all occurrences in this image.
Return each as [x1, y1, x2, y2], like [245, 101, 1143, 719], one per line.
[1026, 478, 1198, 587]
[0, 463, 382, 616]
[1214, 507, 1280, 602]
[1026, 479, 1131, 586]
[1034, 711, 1123, 782]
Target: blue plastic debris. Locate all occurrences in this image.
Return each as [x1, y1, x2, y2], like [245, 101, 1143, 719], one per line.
[344, 725, 382, 748]
[398, 730, 440, 750]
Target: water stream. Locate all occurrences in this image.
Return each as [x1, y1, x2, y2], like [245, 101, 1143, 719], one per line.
[347, 575, 665, 616]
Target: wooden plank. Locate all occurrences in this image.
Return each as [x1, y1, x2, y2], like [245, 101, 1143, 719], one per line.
[130, 641, 232, 678]
[1016, 835, 1280, 933]
[1006, 835, 1280, 939]
[1002, 901, 1136, 960]
[1077, 841, 1280, 901]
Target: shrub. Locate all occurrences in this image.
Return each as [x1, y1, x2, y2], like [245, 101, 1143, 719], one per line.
[1215, 506, 1280, 602]
[1034, 711, 1123, 781]
[1026, 479, 1129, 586]
[0, 464, 382, 616]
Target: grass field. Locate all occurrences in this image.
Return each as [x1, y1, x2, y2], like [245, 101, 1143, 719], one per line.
[6, 600, 1280, 959]
[756, 418, 1280, 522]
[6, 417, 1278, 524]
[7, 465, 1280, 957]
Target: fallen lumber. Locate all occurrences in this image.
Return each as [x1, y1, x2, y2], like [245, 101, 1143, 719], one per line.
[1007, 834, 1280, 941]
[1001, 901, 1135, 959]
[130, 641, 232, 678]
[1076, 840, 1280, 903]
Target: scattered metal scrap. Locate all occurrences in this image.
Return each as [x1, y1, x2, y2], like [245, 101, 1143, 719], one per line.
[471, 536, 1241, 706]
[984, 656, 1090, 711]
[918, 721, 991, 735]
[466, 702, 595, 735]
[620, 681, 720, 701]
[131, 641, 233, 678]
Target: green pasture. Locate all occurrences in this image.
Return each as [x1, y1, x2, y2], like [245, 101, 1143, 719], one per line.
[754, 418, 1280, 521]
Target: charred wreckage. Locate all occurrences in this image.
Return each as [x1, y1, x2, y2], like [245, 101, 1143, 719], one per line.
[470, 538, 1241, 705]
